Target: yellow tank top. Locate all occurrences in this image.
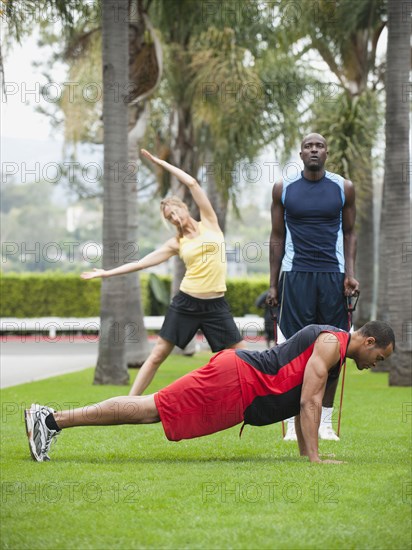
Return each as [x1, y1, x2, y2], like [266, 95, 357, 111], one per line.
[179, 222, 227, 294]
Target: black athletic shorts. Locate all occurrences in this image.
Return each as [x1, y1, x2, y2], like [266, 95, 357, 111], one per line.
[159, 291, 243, 352]
[278, 272, 348, 339]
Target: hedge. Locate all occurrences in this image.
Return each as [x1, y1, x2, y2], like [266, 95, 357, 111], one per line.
[0, 273, 270, 318]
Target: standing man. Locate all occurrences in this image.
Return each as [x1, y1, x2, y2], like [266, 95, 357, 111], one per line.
[267, 133, 359, 440]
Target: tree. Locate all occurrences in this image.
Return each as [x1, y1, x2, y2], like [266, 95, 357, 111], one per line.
[310, 88, 381, 326]
[3, 0, 132, 381]
[123, 1, 163, 367]
[278, 0, 387, 326]
[37, 0, 163, 368]
[1, 180, 69, 272]
[377, 0, 411, 386]
[148, 1, 306, 292]
[94, 0, 129, 384]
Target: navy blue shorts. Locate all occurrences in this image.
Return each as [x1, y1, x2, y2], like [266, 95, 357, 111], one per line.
[159, 291, 242, 352]
[278, 272, 348, 339]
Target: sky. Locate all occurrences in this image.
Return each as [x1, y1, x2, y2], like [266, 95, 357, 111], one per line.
[2, 32, 65, 140]
[1, 30, 105, 205]
[1, 30, 67, 195]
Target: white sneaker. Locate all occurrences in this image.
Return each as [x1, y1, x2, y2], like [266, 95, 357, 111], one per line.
[283, 426, 297, 441]
[318, 424, 340, 441]
[24, 403, 60, 462]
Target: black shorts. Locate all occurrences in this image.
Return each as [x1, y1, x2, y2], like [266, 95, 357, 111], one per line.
[159, 291, 242, 352]
[278, 271, 348, 339]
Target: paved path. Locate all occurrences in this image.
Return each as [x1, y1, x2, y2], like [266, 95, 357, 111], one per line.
[1, 336, 267, 389]
[1, 340, 99, 388]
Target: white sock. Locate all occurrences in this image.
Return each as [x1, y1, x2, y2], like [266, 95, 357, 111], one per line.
[321, 406, 333, 427]
[285, 417, 295, 432]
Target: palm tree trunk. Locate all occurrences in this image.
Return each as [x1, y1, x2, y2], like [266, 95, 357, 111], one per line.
[94, 0, 129, 385]
[373, 172, 390, 373]
[204, 149, 229, 232]
[377, 0, 411, 386]
[123, 1, 163, 367]
[170, 105, 200, 296]
[354, 166, 374, 328]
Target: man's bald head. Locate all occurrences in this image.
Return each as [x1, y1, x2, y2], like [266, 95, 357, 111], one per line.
[300, 133, 327, 151]
[299, 133, 328, 175]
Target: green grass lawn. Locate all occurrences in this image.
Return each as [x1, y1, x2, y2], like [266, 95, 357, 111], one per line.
[1, 353, 411, 550]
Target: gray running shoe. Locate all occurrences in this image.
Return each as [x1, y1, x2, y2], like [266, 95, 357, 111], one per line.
[24, 404, 60, 462]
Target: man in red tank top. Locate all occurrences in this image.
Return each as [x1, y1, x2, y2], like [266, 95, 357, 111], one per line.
[25, 321, 394, 464]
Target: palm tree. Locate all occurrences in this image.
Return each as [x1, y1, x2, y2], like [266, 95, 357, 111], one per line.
[124, 2, 163, 367]
[278, 0, 387, 326]
[310, 89, 381, 325]
[40, 1, 163, 370]
[149, 1, 306, 233]
[94, 0, 129, 384]
[377, 0, 411, 386]
[3, 0, 132, 382]
[147, 1, 202, 295]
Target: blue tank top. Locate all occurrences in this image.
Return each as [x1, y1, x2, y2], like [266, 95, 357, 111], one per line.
[281, 170, 345, 273]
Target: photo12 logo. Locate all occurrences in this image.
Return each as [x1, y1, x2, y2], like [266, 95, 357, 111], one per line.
[1, 481, 140, 504]
[201, 481, 339, 504]
[1, 241, 140, 265]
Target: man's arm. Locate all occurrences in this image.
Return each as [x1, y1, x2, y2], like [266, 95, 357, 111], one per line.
[299, 333, 342, 463]
[294, 414, 308, 456]
[342, 179, 359, 296]
[267, 181, 285, 306]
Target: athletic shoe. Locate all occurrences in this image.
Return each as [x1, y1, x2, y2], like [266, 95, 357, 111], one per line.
[24, 403, 60, 462]
[318, 424, 340, 441]
[283, 426, 297, 441]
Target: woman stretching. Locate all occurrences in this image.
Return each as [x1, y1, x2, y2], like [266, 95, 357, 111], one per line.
[81, 149, 245, 395]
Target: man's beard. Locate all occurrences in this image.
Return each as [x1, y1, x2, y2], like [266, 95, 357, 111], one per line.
[306, 162, 322, 172]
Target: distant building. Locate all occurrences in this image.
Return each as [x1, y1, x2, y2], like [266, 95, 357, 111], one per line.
[226, 252, 247, 277]
[66, 205, 101, 233]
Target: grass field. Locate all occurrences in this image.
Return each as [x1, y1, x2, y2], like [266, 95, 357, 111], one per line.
[1, 353, 411, 550]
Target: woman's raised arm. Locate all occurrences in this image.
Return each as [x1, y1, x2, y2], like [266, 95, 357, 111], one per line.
[141, 149, 219, 228]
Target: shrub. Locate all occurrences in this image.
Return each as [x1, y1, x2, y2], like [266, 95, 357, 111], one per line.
[0, 273, 270, 318]
[226, 276, 269, 316]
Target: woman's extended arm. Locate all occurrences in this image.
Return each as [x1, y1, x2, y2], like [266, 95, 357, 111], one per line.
[81, 238, 178, 279]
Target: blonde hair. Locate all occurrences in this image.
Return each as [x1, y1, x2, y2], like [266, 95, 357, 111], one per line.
[160, 196, 188, 237]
